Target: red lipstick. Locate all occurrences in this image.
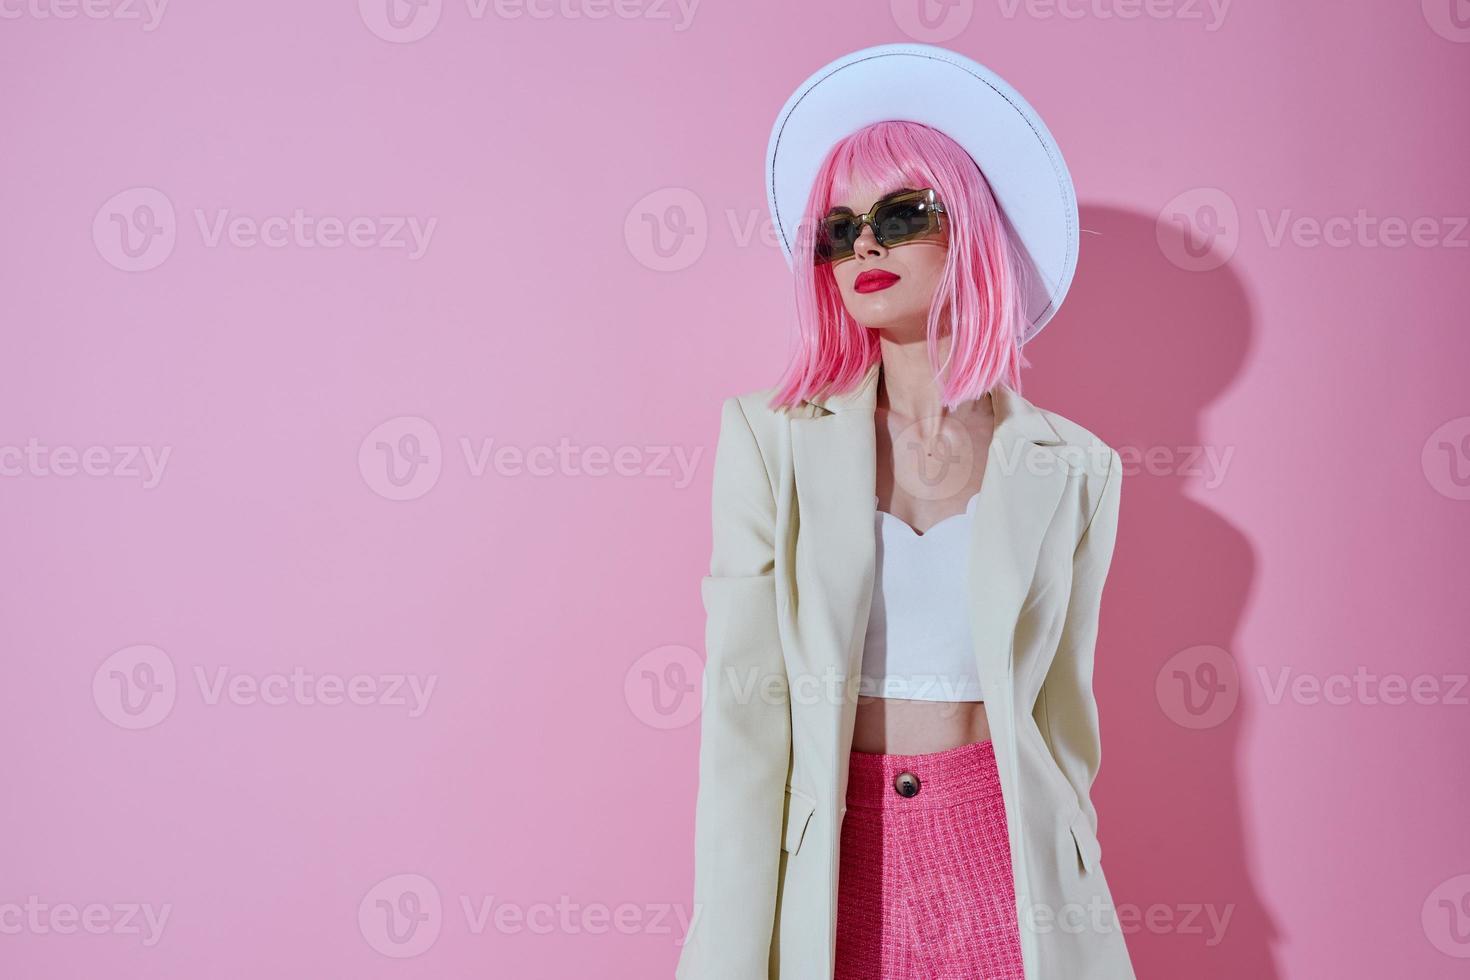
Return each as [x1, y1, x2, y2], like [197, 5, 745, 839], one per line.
[854, 269, 901, 293]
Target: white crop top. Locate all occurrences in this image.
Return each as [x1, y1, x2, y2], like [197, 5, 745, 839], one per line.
[858, 492, 984, 702]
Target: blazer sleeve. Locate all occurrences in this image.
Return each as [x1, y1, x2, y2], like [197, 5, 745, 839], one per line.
[675, 396, 791, 980]
[1034, 446, 1122, 843]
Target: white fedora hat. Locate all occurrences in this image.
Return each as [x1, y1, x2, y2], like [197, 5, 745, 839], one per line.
[765, 43, 1079, 344]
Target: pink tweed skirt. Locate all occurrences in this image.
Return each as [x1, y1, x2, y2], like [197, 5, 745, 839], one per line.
[834, 738, 1024, 979]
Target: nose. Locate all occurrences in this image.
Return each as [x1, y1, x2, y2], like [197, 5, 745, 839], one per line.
[852, 221, 885, 259]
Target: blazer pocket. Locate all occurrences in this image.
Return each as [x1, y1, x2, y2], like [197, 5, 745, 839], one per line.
[782, 786, 817, 855]
[1069, 806, 1103, 874]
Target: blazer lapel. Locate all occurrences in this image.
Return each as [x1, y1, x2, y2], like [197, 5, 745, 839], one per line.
[968, 384, 1070, 694]
[787, 362, 882, 703]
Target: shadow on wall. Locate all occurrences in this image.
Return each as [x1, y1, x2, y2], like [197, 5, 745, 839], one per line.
[1025, 203, 1275, 979]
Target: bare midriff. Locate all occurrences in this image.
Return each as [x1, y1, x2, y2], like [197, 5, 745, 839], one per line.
[851, 697, 992, 754]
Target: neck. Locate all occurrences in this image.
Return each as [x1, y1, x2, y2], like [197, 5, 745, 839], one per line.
[874, 326, 990, 423]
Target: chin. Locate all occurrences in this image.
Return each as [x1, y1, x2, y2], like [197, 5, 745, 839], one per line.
[844, 292, 932, 332]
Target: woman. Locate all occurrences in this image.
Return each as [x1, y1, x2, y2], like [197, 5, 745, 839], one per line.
[677, 45, 1136, 980]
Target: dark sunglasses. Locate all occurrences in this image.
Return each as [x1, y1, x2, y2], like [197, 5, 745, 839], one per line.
[813, 187, 948, 265]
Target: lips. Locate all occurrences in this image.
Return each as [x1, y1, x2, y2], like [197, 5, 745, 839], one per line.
[853, 269, 901, 293]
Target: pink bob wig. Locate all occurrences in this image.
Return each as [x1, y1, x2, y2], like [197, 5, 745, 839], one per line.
[768, 119, 1033, 413]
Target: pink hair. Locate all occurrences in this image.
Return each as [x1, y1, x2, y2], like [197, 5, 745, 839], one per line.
[768, 119, 1032, 412]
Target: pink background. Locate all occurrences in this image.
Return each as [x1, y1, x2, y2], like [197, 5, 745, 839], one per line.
[3, 1, 1469, 977]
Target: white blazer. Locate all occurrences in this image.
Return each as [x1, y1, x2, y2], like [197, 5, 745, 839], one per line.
[676, 361, 1137, 979]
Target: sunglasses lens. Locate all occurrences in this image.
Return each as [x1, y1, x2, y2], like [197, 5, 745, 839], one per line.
[817, 216, 860, 263]
[874, 198, 935, 244]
